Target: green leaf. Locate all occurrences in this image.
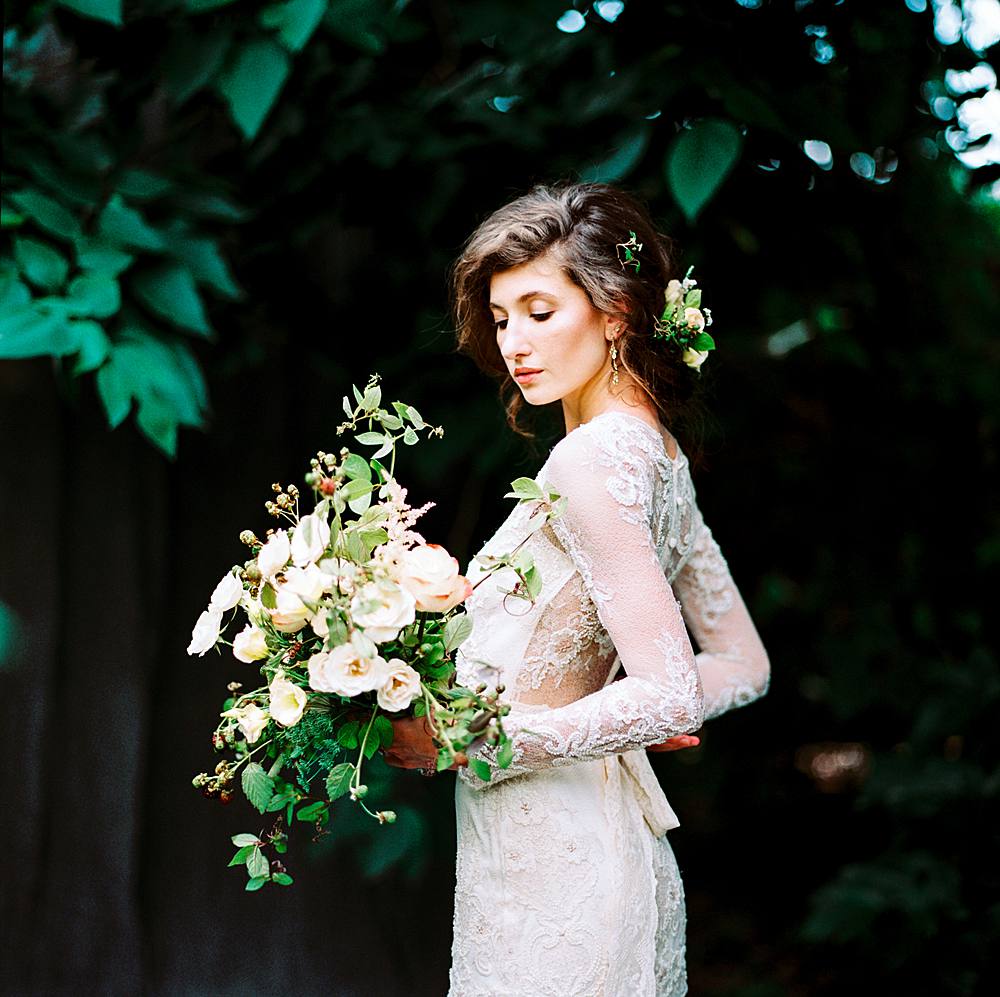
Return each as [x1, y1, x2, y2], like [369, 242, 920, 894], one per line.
[75, 237, 134, 276]
[133, 262, 212, 336]
[295, 800, 328, 821]
[97, 195, 166, 251]
[162, 230, 242, 300]
[496, 737, 514, 768]
[115, 169, 173, 201]
[506, 477, 544, 501]
[523, 565, 542, 600]
[579, 124, 651, 183]
[163, 27, 234, 105]
[0, 307, 78, 360]
[70, 320, 112, 375]
[272, 872, 294, 886]
[469, 758, 492, 782]
[245, 875, 269, 891]
[228, 844, 255, 866]
[231, 833, 260, 847]
[374, 714, 394, 749]
[246, 847, 269, 879]
[443, 612, 473, 653]
[260, 0, 328, 52]
[326, 761, 355, 800]
[6, 190, 82, 243]
[241, 762, 275, 813]
[691, 332, 715, 351]
[362, 727, 380, 759]
[355, 432, 386, 445]
[14, 237, 69, 291]
[665, 118, 743, 224]
[342, 452, 371, 481]
[65, 273, 121, 318]
[55, 0, 123, 25]
[336, 720, 360, 749]
[216, 38, 291, 142]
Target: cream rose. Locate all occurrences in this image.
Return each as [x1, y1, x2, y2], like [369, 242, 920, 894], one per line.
[208, 570, 244, 612]
[665, 279, 684, 306]
[282, 563, 327, 608]
[683, 306, 706, 332]
[257, 530, 291, 579]
[268, 670, 307, 726]
[376, 658, 422, 713]
[681, 347, 710, 369]
[221, 703, 269, 743]
[233, 624, 270, 662]
[350, 576, 416, 642]
[396, 543, 474, 613]
[307, 643, 389, 697]
[267, 587, 311, 633]
[291, 512, 331, 567]
[187, 608, 223, 656]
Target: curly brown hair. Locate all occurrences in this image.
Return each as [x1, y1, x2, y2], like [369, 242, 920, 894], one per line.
[448, 180, 709, 454]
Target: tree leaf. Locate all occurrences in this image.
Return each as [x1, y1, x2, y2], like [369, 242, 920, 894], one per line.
[70, 320, 112, 375]
[14, 237, 69, 291]
[272, 872, 294, 886]
[246, 846, 269, 879]
[579, 124, 651, 183]
[336, 720, 360, 749]
[260, 0, 328, 53]
[228, 844, 255, 866]
[216, 38, 291, 142]
[326, 761, 355, 800]
[469, 758, 492, 782]
[374, 714, 394, 749]
[162, 229, 242, 299]
[295, 800, 328, 821]
[0, 307, 79, 360]
[75, 237, 134, 276]
[97, 195, 166, 251]
[55, 0, 123, 25]
[231, 833, 260, 847]
[241, 762, 275, 813]
[245, 875, 269, 891]
[665, 118, 743, 224]
[443, 612, 473, 653]
[6, 189, 81, 243]
[133, 262, 212, 335]
[163, 26, 234, 105]
[65, 273, 121, 318]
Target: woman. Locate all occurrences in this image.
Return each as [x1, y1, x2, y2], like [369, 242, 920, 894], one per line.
[385, 182, 771, 996]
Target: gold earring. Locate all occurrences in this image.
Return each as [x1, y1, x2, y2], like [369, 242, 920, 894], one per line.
[609, 336, 619, 386]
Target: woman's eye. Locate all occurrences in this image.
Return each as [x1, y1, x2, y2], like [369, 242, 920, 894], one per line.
[531, 311, 553, 322]
[494, 318, 508, 331]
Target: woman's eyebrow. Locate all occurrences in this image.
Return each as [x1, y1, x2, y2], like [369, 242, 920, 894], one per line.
[489, 290, 557, 312]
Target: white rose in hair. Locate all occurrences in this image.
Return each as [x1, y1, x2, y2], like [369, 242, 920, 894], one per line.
[397, 543, 473, 613]
[208, 570, 244, 612]
[377, 658, 423, 713]
[233, 624, 270, 662]
[665, 279, 684, 306]
[267, 587, 311, 633]
[307, 643, 389, 696]
[681, 347, 710, 369]
[221, 703, 269, 743]
[268, 670, 307, 727]
[350, 576, 416, 642]
[683, 307, 705, 332]
[257, 530, 291, 579]
[187, 608, 223, 656]
[291, 511, 331, 567]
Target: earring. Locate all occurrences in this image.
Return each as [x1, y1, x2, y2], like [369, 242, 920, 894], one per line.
[609, 326, 621, 386]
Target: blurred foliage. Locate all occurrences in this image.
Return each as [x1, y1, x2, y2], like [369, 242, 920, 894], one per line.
[4, 0, 1000, 993]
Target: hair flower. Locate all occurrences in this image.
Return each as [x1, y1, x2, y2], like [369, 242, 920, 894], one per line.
[652, 265, 715, 371]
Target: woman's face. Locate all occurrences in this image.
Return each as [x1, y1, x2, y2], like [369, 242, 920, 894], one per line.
[489, 250, 618, 419]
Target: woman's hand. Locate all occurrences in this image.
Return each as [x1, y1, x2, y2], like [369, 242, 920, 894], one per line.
[383, 714, 467, 773]
[646, 734, 700, 753]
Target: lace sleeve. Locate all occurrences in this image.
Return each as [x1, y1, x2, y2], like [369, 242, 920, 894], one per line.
[672, 508, 771, 721]
[458, 422, 705, 790]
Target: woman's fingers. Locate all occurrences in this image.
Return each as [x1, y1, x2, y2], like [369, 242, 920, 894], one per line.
[647, 735, 700, 753]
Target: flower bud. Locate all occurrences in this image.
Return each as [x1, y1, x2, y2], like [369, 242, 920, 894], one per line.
[212, 732, 225, 751]
[319, 477, 337, 495]
[377, 810, 397, 824]
[219, 790, 233, 804]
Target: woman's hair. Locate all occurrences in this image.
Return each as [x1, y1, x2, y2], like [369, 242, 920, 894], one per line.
[448, 180, 709, 453]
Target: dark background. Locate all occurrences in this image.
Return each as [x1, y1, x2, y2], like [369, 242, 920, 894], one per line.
[2, 1, 999, 995]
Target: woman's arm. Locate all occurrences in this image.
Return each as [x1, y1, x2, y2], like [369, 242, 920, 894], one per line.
[671, 508, 770, 722]
[458, 423, 705, 790]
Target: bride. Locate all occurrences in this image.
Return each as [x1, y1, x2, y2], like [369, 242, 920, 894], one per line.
[385, 181, 771, 996]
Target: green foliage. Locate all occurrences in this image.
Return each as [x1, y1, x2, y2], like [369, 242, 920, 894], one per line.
[241, 762, 275, 813]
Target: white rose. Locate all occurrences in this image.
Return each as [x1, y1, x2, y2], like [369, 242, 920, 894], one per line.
[233, 624, 270, 662]
[350, 576, 416, 643]
[681, 347, 710, 369]
[318, 556, 356, 595]
[269, 670, 308, 726]
[187, 607, 223, 656]
[221, 703, 269, 743]
[665, 279, 684, 306]
[376, 658, 422, 713]
[311, 610, 329, 640]
[397, 543, 473, 613]
[208, 570, 244, 612]
[307, 642, 389, 697]
[257, 530, 291, 579]
[282, 563, 327, 607]
[291, 511, 331, 567]
[267, 587, 311, 633]
[683, 306, 706, 332]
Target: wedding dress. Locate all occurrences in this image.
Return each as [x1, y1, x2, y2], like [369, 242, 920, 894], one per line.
[447, 409, 770, 997]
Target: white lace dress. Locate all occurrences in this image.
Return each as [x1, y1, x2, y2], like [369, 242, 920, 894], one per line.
[447, 410, 771, 997]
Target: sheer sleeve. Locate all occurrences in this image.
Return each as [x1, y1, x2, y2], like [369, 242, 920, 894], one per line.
[458, 424, 705, 790]
[672, 507, 770, 721]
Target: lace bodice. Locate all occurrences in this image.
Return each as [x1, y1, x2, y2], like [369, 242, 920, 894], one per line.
[455, 409, 770, 789]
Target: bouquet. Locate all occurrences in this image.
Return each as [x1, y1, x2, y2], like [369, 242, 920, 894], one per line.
[188, 374, 565, 890]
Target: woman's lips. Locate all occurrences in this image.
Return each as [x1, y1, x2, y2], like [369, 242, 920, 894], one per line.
[514, 369, 542, 383]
